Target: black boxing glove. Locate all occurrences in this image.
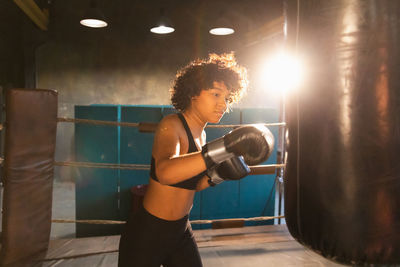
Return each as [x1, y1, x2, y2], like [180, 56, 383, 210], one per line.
[206, 156, 250, 186]
[202, 124, 274, 168]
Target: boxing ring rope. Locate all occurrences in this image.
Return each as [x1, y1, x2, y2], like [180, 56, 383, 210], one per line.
[1, 115, 287, 227]
[51, 161, 285, 225]
[51, 215, 285, 225]
[54, 161, 285, 174]
[57, 117, 286, 132]
[1, 117, 286, 173]
[54, 161, 151, 170]
[50, 118, 286, 227]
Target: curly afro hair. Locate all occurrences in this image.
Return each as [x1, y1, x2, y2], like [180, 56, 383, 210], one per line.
[170, 52, 248, 112]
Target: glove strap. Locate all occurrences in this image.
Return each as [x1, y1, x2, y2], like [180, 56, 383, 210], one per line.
[206, 168, 224, 187]
[202, 137, 235, 168]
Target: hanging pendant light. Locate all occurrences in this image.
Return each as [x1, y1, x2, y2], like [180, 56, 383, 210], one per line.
[150, 8, 175, 34]
[209, 12, 235, 36]
[80, 0, 108, 28]
[209, 26, 235, 35]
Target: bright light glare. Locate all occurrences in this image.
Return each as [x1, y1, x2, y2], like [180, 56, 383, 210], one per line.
[150, 25, 175, 34]
[209, 27, 235, 35]
[80, 19, 108, 28]
[260, 52, 304, 93]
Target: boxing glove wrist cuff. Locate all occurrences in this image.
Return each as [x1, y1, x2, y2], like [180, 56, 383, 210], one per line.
[206, 174, 224, 187]
[202, 137, 234, 168]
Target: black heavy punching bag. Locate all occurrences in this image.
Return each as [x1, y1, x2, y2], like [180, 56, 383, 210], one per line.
[284, 0, 400, 265]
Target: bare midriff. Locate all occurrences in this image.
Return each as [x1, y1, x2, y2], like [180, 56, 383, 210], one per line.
[143, 178, 195, 221]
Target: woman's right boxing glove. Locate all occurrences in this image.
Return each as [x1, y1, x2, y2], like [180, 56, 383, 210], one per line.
[202, 124, 274, 168]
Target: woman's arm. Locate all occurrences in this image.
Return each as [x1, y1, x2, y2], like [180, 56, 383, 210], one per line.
[152, 115, 207, 185]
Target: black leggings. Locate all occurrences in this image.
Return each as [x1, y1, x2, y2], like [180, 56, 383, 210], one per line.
[118, 206, 202, 267]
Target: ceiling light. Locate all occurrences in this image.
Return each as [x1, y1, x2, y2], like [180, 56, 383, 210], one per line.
[209, 15, 235, 36]
[80, 0, 108, 28]
[150, 8, 175, 34]
[150, 25, 175, 34]
[209, 27, 235, 35]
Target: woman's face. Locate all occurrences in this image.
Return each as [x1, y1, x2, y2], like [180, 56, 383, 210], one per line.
[191, 81, 230, 124]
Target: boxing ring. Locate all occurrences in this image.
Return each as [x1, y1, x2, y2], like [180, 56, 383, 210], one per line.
[0, 88, 342, 267]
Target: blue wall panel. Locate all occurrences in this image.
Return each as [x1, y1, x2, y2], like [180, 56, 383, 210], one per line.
[75, 105, 119, 237]
[240, 108, 279, 226]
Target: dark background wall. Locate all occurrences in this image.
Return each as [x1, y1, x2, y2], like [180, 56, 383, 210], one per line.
[0, 1, 25, 90]
[37, 0, 284, 110]
[2, 0, 285, 181]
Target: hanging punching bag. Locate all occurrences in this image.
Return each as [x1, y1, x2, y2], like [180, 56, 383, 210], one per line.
[284, 0, 400, 265]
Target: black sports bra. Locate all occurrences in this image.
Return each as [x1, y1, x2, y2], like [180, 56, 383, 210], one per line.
[150, 113, 206, 190]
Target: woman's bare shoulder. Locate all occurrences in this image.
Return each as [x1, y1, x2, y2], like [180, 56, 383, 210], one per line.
[154, 113, 187, 141]
[157, 113, 182, 130]
[152, 113, 184, 157]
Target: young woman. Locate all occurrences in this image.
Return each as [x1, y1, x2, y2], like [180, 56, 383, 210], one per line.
[118, 53, 271, 267]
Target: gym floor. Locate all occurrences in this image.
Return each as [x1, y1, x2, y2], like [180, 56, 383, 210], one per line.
[48, 181, 346, 266]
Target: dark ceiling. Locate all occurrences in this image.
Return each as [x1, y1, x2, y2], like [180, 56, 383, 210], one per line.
[47, 0, 284, 52]
[4, 0, 286, 91]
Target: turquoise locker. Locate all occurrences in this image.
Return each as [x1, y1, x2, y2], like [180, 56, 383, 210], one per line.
[75, 105, 120, 237]
[198, 109, 241, 229]
[240, 108, 279, 226]
[119, 106, 163, 220]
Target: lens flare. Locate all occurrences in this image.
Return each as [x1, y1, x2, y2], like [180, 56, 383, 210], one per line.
[260, 52, 304, 93]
